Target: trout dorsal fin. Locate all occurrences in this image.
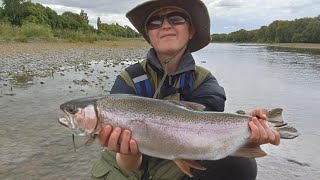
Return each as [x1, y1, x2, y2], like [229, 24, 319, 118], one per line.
[231, 145, 267, 158]
[168, 100, 206, 111]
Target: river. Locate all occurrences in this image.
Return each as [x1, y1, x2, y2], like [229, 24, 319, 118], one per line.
[0, 43, 319, 180]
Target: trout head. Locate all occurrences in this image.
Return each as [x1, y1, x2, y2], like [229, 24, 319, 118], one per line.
[58, 97, 101, 136]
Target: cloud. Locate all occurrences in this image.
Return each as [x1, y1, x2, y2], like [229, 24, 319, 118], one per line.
[33, 0, 320, 33]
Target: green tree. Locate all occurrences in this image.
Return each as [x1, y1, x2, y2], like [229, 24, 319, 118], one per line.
[59, 11, 93, 31]
[2, 0, 25, 25]
[21, 2, 49, 25]
[45, 6, 59, 29]
[275, 21, 292, 43]
[211, 34, 228, 42]
[0, 6, 4, 21]
[80, 9, 89, 24]
[228, 29, 250, 42]
[256, 26, 267, 42]
[124, 25, 140, 38]
[291, 33, 306, 43]
[97, 17, 101, 30]
[99, 23, 128, 37]
[265, 21, 279, 42]
[302, 20, 320, 43]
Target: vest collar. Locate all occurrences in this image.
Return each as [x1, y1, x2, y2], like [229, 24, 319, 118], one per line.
[146, 48, 196, 76]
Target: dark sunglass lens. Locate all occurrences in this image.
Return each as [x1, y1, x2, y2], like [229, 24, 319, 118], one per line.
[146, 12, 189, 30]
[148, 19, 163, 29]
[168, 16, 186, 25]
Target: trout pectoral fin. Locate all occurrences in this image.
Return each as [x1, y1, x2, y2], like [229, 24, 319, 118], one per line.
[85, 134, 97, 146]
[231, 145, 267, 158]
[174, 159, 206, 177]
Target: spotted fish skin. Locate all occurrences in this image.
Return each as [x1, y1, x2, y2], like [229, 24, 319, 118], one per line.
[59, 94, 299, 160]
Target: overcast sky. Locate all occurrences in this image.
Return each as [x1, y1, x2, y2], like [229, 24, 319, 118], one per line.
[32, 0, 320, 34]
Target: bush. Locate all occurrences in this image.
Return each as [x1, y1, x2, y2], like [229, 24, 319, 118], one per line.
[0, 22, 119, 43]
[52, 29, 119, 43]
[0, 23, 19, 41]
[53, 29, 97, 42]
[21, 23, 54, 40]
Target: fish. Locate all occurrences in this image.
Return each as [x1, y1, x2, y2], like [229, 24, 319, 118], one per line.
[58, 94, 300, 176]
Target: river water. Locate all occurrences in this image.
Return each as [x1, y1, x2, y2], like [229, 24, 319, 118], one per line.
[0, 43, 319, 180]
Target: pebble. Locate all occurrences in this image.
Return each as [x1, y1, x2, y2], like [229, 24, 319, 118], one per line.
[0, 46, 149, 79]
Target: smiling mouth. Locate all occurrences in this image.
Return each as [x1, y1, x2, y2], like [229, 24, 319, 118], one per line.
[160, 34, 176, 38]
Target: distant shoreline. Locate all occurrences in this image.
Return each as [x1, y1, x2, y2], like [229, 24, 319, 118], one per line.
[1, 40, 319, 55]
[267, 43, 320, 50]
[211, 42, 320, 50]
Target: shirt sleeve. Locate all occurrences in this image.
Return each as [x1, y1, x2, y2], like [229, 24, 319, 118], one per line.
[189, 72, 226, 112]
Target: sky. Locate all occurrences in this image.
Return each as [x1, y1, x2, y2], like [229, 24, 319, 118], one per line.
[31, 0, 320, 34]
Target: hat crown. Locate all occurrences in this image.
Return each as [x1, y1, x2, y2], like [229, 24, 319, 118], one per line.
[126, 0, 211, 52]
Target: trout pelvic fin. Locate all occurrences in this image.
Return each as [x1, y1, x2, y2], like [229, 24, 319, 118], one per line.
[231, 145, 267, 158]
[174, 159, 206, 177]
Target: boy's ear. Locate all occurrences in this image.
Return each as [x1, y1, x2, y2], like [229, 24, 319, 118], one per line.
[189, 26, 196, 39]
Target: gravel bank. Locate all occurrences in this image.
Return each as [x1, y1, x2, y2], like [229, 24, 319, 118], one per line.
[0, 41, 150, 79]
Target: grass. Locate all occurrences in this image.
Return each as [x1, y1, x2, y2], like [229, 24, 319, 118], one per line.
[0, 22, 145, 55]
[0, 23, 19, 41]
[0, 22, 138, 43]
[11, 73, 34, 84]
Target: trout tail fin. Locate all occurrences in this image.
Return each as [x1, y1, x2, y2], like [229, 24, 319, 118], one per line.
[267, 108, 300, 139]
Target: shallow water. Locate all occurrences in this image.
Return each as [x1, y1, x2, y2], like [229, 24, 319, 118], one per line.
[193, 44, 320, 180]
[1, 44, 319, 179]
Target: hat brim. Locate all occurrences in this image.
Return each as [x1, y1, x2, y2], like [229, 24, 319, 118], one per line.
[126, 0, 210, 52]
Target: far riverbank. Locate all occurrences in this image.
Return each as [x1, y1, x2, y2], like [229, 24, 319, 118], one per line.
[267, 43, 320, 50]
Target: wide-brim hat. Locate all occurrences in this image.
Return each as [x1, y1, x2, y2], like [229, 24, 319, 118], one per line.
[126, 0, 211, 52]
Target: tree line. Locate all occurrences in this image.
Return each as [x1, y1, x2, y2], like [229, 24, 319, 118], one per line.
[0, 0, 141, 42]
[211, 16, 320, 43]
[1, 0, 319, 43]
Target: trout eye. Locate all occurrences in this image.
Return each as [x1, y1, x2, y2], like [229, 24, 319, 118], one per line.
[66, 107, 77, 115]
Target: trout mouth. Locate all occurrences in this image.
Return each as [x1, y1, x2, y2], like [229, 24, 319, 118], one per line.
[58, 105, 99, 136]
[58, 117, 69, 128]
[58, 110, 87, 136]
[58, 109, 77, 129]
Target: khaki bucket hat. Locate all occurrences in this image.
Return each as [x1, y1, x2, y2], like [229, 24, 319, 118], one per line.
[126, 0, 211, 52]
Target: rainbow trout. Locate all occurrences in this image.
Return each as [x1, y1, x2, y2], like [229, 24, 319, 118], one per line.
[58, 94, 299, 159]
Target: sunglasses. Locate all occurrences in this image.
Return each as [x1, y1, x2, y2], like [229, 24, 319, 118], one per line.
[146, 12, 191, 30]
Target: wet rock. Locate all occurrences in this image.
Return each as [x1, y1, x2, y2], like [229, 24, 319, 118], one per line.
[4, 93, 16, 96]
[286, 158, 311, 167]
[73, 79, 90, 86]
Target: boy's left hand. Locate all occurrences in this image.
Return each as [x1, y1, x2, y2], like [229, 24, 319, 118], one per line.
[246, 108, 280, 146]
